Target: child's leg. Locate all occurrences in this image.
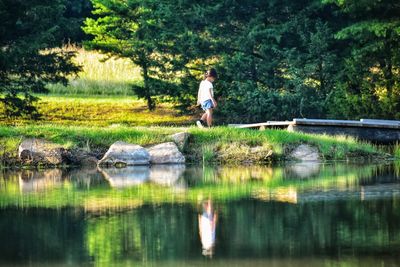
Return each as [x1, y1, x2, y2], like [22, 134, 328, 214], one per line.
[201, 112, 207, 122]
[206, 108, 213, 127]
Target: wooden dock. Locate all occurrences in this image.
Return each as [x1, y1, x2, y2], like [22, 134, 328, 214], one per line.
[229, 118, 400, 143]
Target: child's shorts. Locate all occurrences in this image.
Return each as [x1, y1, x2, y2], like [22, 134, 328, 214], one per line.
[201, 99, 214, 111]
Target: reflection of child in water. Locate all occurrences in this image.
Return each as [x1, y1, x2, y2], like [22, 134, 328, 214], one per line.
[198, 199, 218, 256]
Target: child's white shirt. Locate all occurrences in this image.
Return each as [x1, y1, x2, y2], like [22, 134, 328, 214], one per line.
[198, 80, 214, 103]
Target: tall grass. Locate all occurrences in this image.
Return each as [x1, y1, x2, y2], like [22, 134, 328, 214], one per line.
[46, 44, 142, 96]
[393, 142, 400, 159]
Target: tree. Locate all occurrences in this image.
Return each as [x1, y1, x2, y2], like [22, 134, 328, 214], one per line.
[185, 0, 342, 122]
[83, 0, 186, 110]
[324, 0, 400, 119]
[61, 0, 94, 43]
[83, 0, 400, 120]
[0, 0, 80, 118]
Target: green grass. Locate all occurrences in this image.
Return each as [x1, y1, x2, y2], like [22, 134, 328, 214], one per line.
[0, 95, 193, 127]
[46, 45, 141, 96]
[0, 124, 386, 166]
[393, 142, 400, 159]
[186, 127, 383, 162]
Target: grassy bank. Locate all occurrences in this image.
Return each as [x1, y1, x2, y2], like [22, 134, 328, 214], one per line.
[0, 124, 386, 166]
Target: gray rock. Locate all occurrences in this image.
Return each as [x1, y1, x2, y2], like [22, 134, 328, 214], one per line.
[18, 138, 72, 165]
[71, 149, 99, 167]
[170, 132, 190, 151]
[98, 141, 150, 166]
[147, 142, 186, 164]
[290, 144, 320, 161]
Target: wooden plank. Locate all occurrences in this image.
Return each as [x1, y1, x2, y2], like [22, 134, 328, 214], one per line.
[228, 121, 293, 129]
[294, 118, 362, 127]
[360, 119, 400, 125]
[293, 118, 400, 129]
[230, 118, 400, 130]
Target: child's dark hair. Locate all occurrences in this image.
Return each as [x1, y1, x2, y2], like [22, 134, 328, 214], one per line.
[204, 68, 218, 79]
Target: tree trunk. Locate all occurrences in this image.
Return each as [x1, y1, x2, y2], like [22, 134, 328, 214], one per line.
[382, 32, 395, 115]
[142, 60, 155, 111]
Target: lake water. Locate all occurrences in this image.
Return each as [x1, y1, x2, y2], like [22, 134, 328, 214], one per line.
[0, 162, 400, 266]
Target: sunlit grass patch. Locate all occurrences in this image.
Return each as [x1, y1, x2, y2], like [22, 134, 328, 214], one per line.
[0, 95, 193, 127]
[46, 44, 141, 96]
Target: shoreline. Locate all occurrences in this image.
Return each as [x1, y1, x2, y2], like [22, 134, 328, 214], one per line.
[0, 124, 391, 169]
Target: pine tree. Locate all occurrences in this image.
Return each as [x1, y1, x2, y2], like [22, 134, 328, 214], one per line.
[0, 0, 80, 118]
[326, 0, 400, 118]
[83, 0, 186, 110]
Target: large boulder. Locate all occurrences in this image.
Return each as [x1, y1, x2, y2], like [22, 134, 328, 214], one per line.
[147, 142, 185, 164]
[289, 144, 320, 162]
[18, 138, 72, 165]
[170, 132, 190, 151]
[98, 141, 150, 166]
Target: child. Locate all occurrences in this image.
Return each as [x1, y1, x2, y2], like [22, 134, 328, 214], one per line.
[196, 68, 218, 128]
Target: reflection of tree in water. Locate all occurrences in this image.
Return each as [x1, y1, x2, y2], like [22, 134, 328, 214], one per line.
[84, 198, 400, 264]
[0, 209, 88, 263]
[0, 197, 399, 265]
[85, 204, 200, 264]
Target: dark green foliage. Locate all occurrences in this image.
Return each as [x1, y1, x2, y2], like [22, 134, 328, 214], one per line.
[187, 0, 343, 122]
[0, 0, 80, 118]
[6, 0, 399, 121]
[325, 0, 400, 119]
[61, 0, 93, 43]
[189, 0, 400, 122]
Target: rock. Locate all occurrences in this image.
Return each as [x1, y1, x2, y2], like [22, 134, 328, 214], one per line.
[70, 149, 99, 167]
[170, 132, 190, 151]
[147, 142, 186, 164]
[97, 141, 150, 166]
[98, 166, 150, 188]
[290, 144, 320, 161]
[79, 156, 99, 167]
[149, 164, 186, 186]
[18, 138, 72, 165]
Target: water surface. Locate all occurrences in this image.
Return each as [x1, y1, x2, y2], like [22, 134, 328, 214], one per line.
[0, 162, 399, 266]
